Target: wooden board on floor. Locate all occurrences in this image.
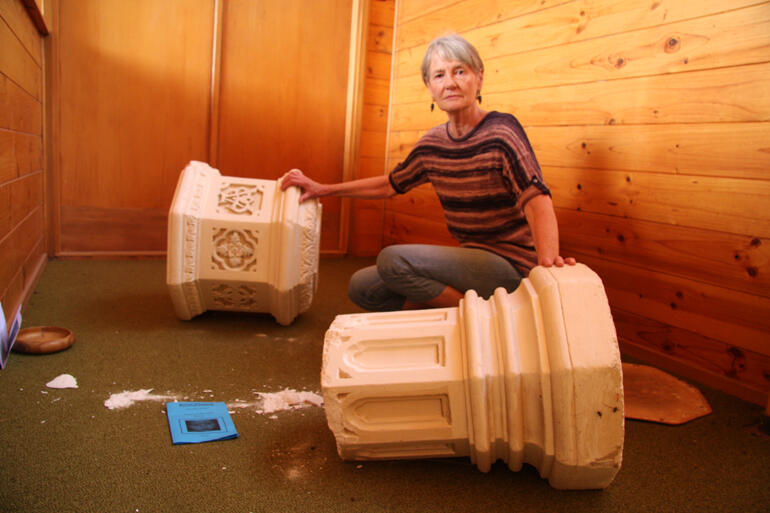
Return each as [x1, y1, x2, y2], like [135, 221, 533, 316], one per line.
[623, 362, 712, 425]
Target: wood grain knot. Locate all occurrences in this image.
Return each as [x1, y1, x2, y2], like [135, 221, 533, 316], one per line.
[665, 36, 681, 53]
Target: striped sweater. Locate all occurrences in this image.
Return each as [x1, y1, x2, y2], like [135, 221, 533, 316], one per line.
[388, 111, 550, 275]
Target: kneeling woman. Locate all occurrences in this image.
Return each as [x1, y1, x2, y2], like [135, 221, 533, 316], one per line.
[281, 33, 574, 311]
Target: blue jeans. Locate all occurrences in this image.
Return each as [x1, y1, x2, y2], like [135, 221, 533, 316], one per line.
[348, 244, 523, 311]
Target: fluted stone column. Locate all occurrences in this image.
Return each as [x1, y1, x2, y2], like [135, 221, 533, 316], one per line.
[321, 264, 624, 489]
[166, 161, 321, 325]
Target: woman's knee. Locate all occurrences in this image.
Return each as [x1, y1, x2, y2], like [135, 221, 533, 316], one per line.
[376, 244, 416, 280]
[348, 266, 377, 304]
[348, 265, 405, 311]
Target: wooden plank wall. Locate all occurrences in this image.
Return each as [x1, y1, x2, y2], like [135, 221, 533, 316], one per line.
[349, 0, 394, 256]
[50, 0, 215, 256]
[385, 0, 770, 404]
[0, 0, 48, 327]
[215, 0, 353, 255]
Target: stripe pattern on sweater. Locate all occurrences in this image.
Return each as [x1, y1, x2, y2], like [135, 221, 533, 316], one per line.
[388, 111, 549, 274]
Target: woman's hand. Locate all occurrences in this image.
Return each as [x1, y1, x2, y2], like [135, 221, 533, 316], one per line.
[280, 169, 325, 203]
[538, 255, 577, 267]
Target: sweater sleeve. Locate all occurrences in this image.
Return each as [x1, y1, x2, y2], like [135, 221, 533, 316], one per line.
[500, 115, 550, 209]
[388, 144, 430, 195]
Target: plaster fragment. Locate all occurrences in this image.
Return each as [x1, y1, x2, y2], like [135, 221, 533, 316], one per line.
[46, 374, 78, 389]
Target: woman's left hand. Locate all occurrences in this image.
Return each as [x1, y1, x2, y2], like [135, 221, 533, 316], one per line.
[539, 255, 577, 267]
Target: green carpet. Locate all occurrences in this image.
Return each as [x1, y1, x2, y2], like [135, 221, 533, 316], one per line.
[1, 258, 767, 512]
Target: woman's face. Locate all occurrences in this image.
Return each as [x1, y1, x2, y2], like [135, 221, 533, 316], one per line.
[426, 54, 483, 115]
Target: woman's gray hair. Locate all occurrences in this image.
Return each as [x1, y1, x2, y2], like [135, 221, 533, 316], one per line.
[421, 34, 484, 84]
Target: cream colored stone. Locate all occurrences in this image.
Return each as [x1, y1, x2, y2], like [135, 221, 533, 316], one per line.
[321, 263, 624, 490]
[166, 161, 321, 325]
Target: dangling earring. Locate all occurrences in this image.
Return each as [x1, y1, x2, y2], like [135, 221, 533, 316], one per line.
[477, 94, 482, 104]
[430, 102, 435, 112]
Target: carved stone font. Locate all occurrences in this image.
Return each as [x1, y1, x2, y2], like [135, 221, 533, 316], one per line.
[167, 161, 321, 325]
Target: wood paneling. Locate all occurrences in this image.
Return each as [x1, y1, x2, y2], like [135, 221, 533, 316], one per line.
[59, 205, 167, 255]
[349, 0, 394, 256]
[386, 0, 770, 404]
[395, 2, 770, 96]
[0, 0, 46, 328]
[546, 166, 770, 237]
[51, 0, 361, 256]
[0, 207, 45, 325]
[0, 170, 43, 238]
[215, 0, 352, 253]
[614, 309, 770, 405]
[0, 130, 42, 182]
[0, 7, 41, 99]
[557, 208, 767, 297]
[397, 0, 761, 71]
[2, 238, 45, 331]
[498, 63, 770, 127]
[529, 123, 770, 180]
[0, 74, 41, 133]
[391, 62, 770, 129]
[54, 0, 214, 253]
[397, 0, 570, 44]
[575, 255, 770, 357]
[0, 0, 43, 66]
[0, 207, 44, 293]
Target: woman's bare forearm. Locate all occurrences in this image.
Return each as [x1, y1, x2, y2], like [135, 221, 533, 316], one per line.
[523, 193, 576, 267]
[320, 175, 396, 199]
[281, 169, 396, 202]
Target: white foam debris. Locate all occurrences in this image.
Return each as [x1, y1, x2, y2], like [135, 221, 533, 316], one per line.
[228, 401, 258, 409]
[46, 374, 78, 389]
[258, 388, 324, 414]
[104, 389, 176, 410]
[101, 386, 322, 415]
[225, 389, 323, 415]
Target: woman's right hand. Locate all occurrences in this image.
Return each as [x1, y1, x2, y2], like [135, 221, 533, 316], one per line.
[280, 168, 324, 202]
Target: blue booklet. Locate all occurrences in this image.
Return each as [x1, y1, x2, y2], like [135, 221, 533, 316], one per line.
[166, 402, 239, 444]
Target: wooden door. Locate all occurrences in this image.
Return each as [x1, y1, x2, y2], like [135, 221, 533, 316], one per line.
[215, 0, 353, 253]
[54, 0, 215, 255]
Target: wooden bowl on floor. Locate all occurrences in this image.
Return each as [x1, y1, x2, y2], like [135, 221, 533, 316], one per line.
[13, 327, 74, 354]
